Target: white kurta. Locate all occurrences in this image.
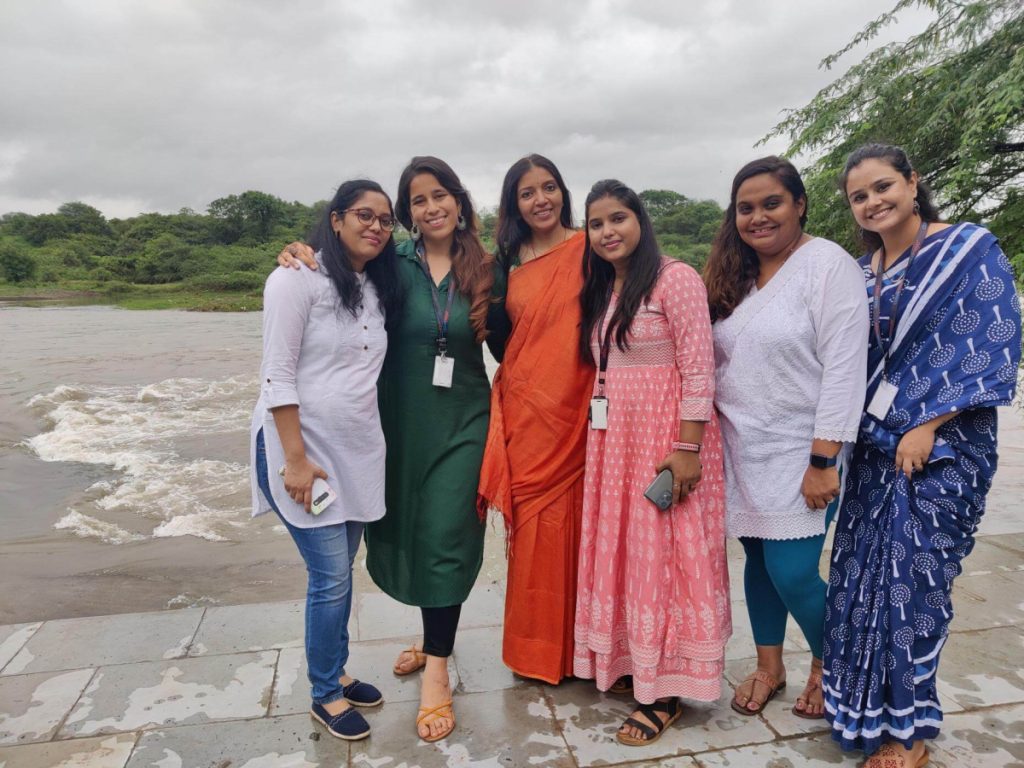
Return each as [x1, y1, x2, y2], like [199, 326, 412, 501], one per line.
[249, 256, 387, 528]
[713, 238, 868, 540]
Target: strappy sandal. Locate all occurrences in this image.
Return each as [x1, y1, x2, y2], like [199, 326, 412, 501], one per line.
[730, 669, 786, 715]
[609, 675, 633, 695]
[416, 699, 455, 743]
[792, 659, 824, 719]
[862, 743, 930, 767]
[616, 697, 683, 746]
[393, 645, 427, 676]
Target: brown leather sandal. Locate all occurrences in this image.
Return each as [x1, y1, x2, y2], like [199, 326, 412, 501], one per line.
[730, 669, 786, 715]
[416, 699, 455, 743]
[792, 659, 825, 719]
[393, 645, 427, 676]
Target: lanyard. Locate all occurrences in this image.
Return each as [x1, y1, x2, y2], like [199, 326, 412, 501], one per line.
[872, 221, 928, 375]
[596, 294, 614, 395]
[417, 253, 456, 355]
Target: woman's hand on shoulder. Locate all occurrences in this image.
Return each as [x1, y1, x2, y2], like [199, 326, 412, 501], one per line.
[278, 242, 317, 270]
[657, 450, 702, 506]
[282, 456, 328, 512]
[802, 466, 840, 510]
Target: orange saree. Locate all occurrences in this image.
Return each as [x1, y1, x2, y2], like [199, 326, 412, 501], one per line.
[477, 231, 595, 684]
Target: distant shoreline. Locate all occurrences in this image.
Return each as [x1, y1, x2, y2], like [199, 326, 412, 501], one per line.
[0, 285, 261, 311]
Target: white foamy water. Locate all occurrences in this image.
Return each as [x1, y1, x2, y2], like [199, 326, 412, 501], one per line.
[28, 376, 257, 543]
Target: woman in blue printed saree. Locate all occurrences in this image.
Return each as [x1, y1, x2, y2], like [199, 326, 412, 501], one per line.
[823, 144, 1022, 768]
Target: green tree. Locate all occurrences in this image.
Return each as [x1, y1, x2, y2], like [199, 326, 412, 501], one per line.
[57, 202, 111, 237]
[0, 239, 37, 283]
[766, 0, 1024, 257]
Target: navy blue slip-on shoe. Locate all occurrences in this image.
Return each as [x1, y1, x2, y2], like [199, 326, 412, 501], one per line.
[310, 702, 371, 741]
[342, 679, 384, 707]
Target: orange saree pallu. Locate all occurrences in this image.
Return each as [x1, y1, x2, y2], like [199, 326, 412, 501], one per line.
[478, 231, 595, 684]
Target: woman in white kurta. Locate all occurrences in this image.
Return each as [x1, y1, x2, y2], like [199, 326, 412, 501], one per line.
[250, 180, 402, 742]
[704, 157, 868, 720]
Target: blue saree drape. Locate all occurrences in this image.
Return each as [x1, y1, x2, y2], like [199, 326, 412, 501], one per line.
[822, 223, 1022, 754]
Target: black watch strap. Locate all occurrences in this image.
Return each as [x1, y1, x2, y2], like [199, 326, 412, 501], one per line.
[809, 453, 838, 469]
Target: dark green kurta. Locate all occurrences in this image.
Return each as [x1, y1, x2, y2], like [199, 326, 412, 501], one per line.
[366, 239, 507, 607]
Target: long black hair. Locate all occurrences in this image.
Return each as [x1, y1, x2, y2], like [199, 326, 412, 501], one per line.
[308, 179, 402, 324]
[394, 156, 494, 343]
[704, 156, 807, 322]
[578, 179, 662, 360]
[840, 143, 941, 253]
[495, 153, 574, 271]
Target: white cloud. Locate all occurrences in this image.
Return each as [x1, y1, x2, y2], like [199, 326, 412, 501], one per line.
[0, 0, 935, 218]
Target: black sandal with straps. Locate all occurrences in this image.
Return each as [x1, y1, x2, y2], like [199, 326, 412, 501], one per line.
[616, 697, 683, 746]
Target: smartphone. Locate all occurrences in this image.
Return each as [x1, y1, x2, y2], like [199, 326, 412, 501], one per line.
[643, 468, 675, 511]
[310, 477, 337, 516]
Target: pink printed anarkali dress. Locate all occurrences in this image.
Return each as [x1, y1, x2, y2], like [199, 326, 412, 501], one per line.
[573, 258, 731, 704]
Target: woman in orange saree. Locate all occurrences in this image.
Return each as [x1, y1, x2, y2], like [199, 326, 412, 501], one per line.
[478, 154, 595, 684]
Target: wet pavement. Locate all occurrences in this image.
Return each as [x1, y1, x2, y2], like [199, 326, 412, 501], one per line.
[1, 407, 1022, 767]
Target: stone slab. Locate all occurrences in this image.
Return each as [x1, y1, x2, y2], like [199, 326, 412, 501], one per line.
[452, 626, 525, 694]
[950, 572, 1024, 632]
[1, 610, 204, 676]
[0, 668, 95, 745]
[958, 537, 1024, 577]
[58, 650, 277, 738]
[724, 652, 831, 737]
[694, 733, 857, 766]
[935, 626, 1024, 710]
[124, 714, 348, 767]
[0, 624, 42, 674]
[0, 733, 137, 767]
[928, 703, 1024, 767]
[547, 678, 775, 766]
[188, 600, 304, 656]
[270, 640, 460, 716]
[349, 686, 574, 768]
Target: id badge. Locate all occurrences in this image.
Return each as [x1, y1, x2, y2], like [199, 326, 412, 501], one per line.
[867, 378, 898, 420]
[432, 355, 454, 388]
[589, 396, 608, 430]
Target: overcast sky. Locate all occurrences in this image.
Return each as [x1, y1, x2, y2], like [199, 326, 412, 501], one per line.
[0, 1, 933, 221]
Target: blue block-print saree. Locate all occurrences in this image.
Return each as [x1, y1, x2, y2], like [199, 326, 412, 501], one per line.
[822, 223, 1021, 754]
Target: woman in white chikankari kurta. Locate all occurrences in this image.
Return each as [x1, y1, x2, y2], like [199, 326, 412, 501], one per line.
[705, 157, 867, 721]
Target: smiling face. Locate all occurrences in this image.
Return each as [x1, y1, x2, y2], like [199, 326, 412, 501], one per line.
[734, 172, 806, 260]
[587, 195, 641, 271]
[407, 172, 460, 245]
[516, 165, 565, 237]
[330, 190, 392, 271]
[845, 157, 919, 237]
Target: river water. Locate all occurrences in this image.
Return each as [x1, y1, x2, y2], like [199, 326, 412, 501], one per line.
[1, 305, 1021, 625]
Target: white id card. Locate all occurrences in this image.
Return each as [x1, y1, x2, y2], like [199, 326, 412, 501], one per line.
[867, 379, 899, 420]
[589, 396, 608, 430]
[433, 355, 454, 388]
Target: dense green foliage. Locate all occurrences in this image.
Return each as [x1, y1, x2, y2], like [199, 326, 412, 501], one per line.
[766, 0, 1024, 275]
[0, 190, 721, 309]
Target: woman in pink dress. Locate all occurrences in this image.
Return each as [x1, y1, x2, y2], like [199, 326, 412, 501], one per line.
[574, 179, 731, 746]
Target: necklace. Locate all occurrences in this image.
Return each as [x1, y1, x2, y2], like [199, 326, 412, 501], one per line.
[525, 227, 571, 263]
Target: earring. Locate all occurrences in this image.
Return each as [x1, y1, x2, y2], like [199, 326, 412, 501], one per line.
[410, 224, 421, 241]
[456, 214, 467, 231]
[913, 200, 921, 216]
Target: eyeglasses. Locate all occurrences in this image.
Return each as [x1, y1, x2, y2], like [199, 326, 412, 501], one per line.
[342, 208, 397, 232]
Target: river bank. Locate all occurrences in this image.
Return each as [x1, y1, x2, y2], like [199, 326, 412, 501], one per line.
[0, 284, 261, 311]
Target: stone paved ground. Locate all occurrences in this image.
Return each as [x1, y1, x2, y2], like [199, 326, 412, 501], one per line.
[1, 407, 1022, 767]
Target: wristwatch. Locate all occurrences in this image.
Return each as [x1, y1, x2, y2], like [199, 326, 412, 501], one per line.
[809, 453, 838, 469]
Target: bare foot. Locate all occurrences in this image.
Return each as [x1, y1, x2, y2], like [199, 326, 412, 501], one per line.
[863, 740, 928, 767]
[320, 697, 352, 717]
[417, 656, 454, 741]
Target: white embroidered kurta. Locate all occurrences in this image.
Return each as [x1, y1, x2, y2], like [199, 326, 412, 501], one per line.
[713, 238, 868, 540]
[249, 256, 387, 528]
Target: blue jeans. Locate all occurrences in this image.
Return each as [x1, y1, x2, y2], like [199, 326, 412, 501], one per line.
[256, 429, 362, 705]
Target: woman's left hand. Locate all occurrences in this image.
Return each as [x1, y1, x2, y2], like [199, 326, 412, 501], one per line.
[896, 423, 936, 479]
[656, 451, 702, 505]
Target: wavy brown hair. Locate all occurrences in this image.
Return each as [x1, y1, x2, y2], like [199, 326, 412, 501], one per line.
[703, 156, 807, 322]
[395, 156, 494, 343]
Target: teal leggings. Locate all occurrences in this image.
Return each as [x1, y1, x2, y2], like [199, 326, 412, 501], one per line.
[739, 506, 834, 659]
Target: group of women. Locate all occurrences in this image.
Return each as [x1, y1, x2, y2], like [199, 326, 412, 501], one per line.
[250, 144, 1021, 767]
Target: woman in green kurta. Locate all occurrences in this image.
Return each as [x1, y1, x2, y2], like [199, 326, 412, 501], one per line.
[376, 156, 507, 743]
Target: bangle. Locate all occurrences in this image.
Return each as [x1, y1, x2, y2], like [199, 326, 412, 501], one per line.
[672, 441, 701, 454]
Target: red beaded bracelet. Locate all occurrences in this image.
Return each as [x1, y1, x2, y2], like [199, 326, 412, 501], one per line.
[672, 441, 701, 453]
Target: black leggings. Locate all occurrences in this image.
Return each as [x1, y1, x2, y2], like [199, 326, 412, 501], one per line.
[421, 604, 462, 657]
